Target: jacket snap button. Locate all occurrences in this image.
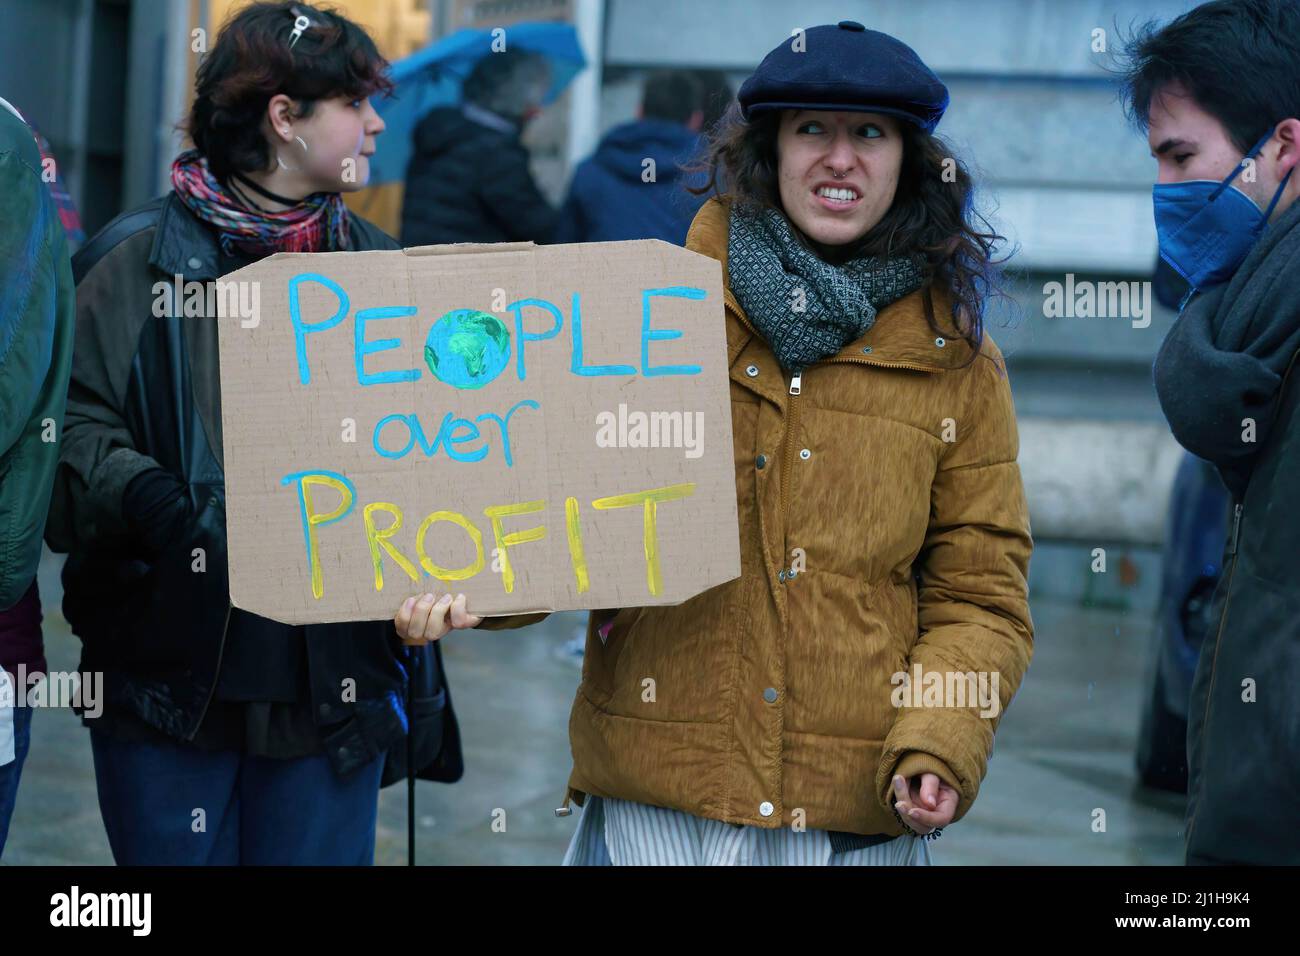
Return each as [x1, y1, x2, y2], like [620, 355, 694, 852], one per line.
[755, 454, 767, 469]
[187, 256, 202, 270]
[763, 687, 778, 703]
[799, 448, 811, 460]
[935, 337, 946, 348]
[778, 569, 787, 581]
[745, 364, 759, 377]
[319, 703, 332, 719]
[862, 346, 873, 353]
[759, 801, 774, 817]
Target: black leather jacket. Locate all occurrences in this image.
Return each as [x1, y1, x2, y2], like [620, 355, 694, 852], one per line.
[46, 192, 462, 786]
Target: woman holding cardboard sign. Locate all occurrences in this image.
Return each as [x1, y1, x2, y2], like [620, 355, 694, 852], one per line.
[399, 21, 1034, 866]
[45, 2, 463, 865]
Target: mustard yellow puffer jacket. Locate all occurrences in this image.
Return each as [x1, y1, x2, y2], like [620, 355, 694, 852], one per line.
[483, 195, 1034, 837]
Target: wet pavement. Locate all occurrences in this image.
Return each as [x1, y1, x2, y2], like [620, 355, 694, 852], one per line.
[3, 547, 1185, 865]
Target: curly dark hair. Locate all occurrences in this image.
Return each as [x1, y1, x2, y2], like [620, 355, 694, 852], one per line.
[187, 1, 393, 181]
[688, 102, 1008, 365]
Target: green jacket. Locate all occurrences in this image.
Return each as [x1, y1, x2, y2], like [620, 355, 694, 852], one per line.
[0, 99, 75, 609]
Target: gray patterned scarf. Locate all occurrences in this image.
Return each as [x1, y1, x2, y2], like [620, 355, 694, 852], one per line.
[727, 201, 927, 373]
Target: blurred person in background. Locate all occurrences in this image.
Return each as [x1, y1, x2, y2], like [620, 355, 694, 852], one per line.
[401, 48, 558, 246]
[693, 68, 736, 136]
[1120, 0, 1300, 866]
[552, 69, 709, 246]
[43, 1, 461, 866]
[400, 21, 1035, 867]
[0, 94, 76, 859]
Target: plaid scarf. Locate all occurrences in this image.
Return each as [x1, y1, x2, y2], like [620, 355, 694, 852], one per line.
[170, 149, 349, 257]
[727, 200, 926, 373]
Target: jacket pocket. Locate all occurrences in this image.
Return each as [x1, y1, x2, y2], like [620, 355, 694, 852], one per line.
[581, 606, 644, 706]
[603, 590, 741, 723]
[863, 575, 919, 667]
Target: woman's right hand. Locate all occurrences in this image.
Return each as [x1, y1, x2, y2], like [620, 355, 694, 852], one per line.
[394, 591, 482, 645]
[891, 772, 957, 836]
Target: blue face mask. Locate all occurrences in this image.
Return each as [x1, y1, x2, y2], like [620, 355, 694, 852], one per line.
[1153, 127, 1295, 293]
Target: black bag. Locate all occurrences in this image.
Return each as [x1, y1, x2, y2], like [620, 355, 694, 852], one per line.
[379, 640, 464, 787]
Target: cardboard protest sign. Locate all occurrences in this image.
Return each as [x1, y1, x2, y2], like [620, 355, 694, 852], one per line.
[216, 239, 740, 624]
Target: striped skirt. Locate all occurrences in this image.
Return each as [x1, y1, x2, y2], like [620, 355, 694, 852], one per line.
[562, 794, 934, 866]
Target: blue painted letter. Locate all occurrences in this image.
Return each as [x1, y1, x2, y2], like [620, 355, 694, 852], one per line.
[641, 286, 704, 377]
[288, 273, 350, 385]
[506, 298, 563, 382]
[355, 306, 420, 386]
[571, 292, 635, 377]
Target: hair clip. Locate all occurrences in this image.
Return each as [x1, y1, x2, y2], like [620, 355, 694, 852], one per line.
[288, 13, 311, 48]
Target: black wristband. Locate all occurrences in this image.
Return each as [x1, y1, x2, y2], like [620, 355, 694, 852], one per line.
[893, 799, 943, 841]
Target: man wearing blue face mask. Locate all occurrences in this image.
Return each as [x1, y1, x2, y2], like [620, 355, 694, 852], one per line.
[1120, 0, 1300, 866]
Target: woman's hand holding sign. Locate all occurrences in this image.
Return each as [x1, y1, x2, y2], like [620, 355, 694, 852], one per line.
[394, 591, 482, 645]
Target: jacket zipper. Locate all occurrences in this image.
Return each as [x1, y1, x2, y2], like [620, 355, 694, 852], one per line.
[1187, 344, 1300, 847]
[1185, 515, 1237, 847]
[779, 369, 802, 557]
[1218, 344, 1299, 566]
[768, 358, 938, 579]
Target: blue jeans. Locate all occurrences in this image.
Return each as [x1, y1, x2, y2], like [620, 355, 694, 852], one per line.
[0, 704, 34, 859]
[89, 728, 385, 865]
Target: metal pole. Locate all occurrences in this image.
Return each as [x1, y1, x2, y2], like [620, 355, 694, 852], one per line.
[406, 645, 418, 865]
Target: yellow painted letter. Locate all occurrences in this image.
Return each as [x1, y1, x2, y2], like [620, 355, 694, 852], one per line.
[363, 502, 420, 591]
[564, 495, 589, 593]
[280, 470, 355, 600]
[483, 500, 547, 594]
[591, 483, 695, 597]
[415, 511, 485, 583]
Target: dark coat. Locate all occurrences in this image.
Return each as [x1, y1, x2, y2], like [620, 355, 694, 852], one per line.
[1153, 199, 1300, 865]
[1184, 347, 1300, 864]
[44, 192, 462, 786]
[400, 106, 557, 247]
[552, 119, 708, 246]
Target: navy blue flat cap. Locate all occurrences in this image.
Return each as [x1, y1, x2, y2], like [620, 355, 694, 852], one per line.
[738, 20, 949, 133]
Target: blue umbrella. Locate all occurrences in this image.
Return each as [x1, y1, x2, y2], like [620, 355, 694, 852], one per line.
[370, 22, 586, 186]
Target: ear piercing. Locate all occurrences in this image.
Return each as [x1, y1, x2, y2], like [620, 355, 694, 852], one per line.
[276, 134, 309, 172]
